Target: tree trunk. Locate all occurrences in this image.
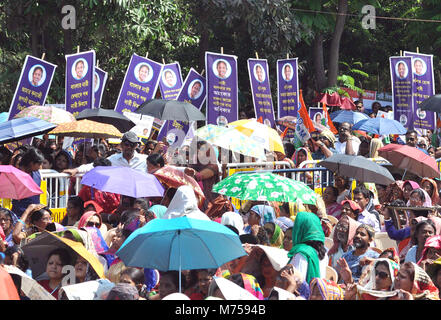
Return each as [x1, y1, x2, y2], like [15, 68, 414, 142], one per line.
[327, 0, 348, 88]
[313, 33, 327, 91]
[31, 16, 39, 56]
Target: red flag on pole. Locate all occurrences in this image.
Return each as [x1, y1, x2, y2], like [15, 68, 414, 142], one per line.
[298, 90, 316, 133]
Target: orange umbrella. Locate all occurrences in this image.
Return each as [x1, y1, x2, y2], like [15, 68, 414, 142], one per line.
[0, 266, 20, 300]
[49, 119, 122, 139]
[153, 166, 205, 208]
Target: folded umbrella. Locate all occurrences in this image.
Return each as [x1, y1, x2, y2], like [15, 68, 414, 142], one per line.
[352, 117, 407, 135]
[0, 116, 56, 144]
[80, 166, 165, 198]
[0, 165, 43, 200]
[378, 144, 440, 178]
[136, 99, 205, 121]
[319, 154, 395, 185]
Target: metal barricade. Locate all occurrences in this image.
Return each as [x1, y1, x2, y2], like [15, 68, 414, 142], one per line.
[226, 161, 294, 178]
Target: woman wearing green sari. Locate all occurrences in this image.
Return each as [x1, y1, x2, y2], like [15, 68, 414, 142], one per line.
[287, 211, 327, 284]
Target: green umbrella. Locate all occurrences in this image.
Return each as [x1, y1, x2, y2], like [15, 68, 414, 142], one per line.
[213, 172, 317, 204]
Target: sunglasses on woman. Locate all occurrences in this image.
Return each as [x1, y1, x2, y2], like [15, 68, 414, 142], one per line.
[375, 271, 390, 280]
[86, 221, 101, 228]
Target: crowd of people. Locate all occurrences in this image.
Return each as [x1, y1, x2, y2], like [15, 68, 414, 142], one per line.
[1, 100, 441, 301]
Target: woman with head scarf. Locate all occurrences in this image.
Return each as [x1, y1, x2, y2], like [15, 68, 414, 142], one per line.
[328, 215, 361, 270]
[421, 178, 441, 206]
[287, 211, 327, 283]
[393, 261, 439, 300]
[384, 180, 405, 203]
[244, 205, 276, 234]
[263, 222, 284, 248]
[417, 235, 441, 269]
[402, 180, 420, 202]
[147, 205, 167, 220]
[408, 188, 432, 207]
[0, 208, 18, 247]
[221, 211, 245, 235]
[162, 185, 210, 221]
[308, 278, 344, 300]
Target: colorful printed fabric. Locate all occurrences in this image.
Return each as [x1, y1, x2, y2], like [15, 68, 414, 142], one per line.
[363, 258, 400, 291]
[309, 278, 344, 300]
[418, 235, 441, 265]
[409, 262, 440, 300]
[421, 178, 440, 206]
[84, 226, 109, 255]
[240, 273, 264, 300]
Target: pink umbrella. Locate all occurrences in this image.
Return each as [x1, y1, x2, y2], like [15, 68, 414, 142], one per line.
[0, 165, 43, 200]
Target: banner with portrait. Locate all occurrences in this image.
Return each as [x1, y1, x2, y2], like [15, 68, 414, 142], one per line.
[390, 56, 414, 129]
[159, 62, 183, 100]
[114, 53, 163, 114]
[94, 67, 107, 108]
[157, 68, 206, 145]
[9, 55, 57, 119]
[403, 51, 436, 130]
[247, 58, 275, 128]
[65, 50, 96, 117]
[277, 58, 299, 119]
[205, 52, 238, 126]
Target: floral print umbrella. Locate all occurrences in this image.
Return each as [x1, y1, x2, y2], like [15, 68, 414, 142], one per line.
[213, 172, 317, 204]
[14, 105, 76, 125]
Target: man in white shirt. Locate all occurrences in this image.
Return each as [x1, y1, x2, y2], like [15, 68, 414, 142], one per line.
[334, 122, 360, 155]
[64, 131, 147, 176]
[352, 186, 380, 232]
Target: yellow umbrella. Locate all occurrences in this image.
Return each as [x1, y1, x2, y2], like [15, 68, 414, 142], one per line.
[49, 119, 122, 139]
[228, 119, 285, 154]
[21, 230, 105, 280]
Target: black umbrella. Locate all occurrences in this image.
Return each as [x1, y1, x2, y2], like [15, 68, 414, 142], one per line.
[419, 94, 441, 112]
[319, 154, 395, 185]
[135, 99, 205, 121]
[75, 108, 136, 133]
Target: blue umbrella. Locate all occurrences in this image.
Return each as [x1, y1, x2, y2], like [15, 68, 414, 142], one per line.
[330, 110, 369, 124]
[352, 117, 407, 135]
[116, 216, 247, 292]
[0, 116, 56, 144]
[80, 166, 165, 198]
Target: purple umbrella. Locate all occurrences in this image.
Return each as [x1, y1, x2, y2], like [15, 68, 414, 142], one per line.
[80, 166, 165, 198]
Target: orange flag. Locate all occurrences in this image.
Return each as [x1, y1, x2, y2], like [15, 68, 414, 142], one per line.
[298, 89, 316, 133]
[322, 103, 338, 134]
[257, 116, 263, 124]
[280, 127, 289, 139]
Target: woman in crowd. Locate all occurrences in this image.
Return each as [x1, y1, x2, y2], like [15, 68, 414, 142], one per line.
[322, 186, 342, 219]
[60, 196, 84, 227]
[38, 248, 72, 299]
[405, 219, 437, 263]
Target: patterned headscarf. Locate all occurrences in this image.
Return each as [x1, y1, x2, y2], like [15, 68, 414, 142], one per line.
[250, 205, 276, 226]
[328, 215, 361, 256]
[385, 180, 405, 203]
[240, 273, 264, 300]
[408, 262, 440, 300]
[270, 223, 284, 248]
[309, 278, 344, 300]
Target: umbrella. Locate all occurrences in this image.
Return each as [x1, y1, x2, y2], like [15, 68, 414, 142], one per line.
[0, 266, 20, 300]
[330, 110, 369, 124]
[352, 117, 407, 135]
[195, 124, 266, 160]
[152, 166, 205, 207]
[319, 154, 395, 185]
[2, 265, 56, 300]
[316, 92, 342, 106]
[48, 119, 122, 139]
[340, 97, 356, 110]
[378, 144, 440, 178]
[228, 119, 285, 154]
[212, 171, 317, 204]
[14, 105, 76, 125]
[136, 99, 205, 121]
[419, 94, 441, 112]
[0, 165, 43, 199]
[80, 166, 165, 198]
[0, 116, 57, 144]
[212, 276, 258, 300]
[59, 279, 115, 300]
[116, 216, 247, 292]
[21, 230, 106, 280]
[75, 108, 136, 133]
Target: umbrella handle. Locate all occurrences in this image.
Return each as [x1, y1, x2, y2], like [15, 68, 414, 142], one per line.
[401, 169, 407, 181]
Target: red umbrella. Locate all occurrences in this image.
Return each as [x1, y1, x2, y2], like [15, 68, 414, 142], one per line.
[153, 166, 206, 208]
[340, 97, 356, 110]
[317, 92, 342, 106]
[0, 266, 20, 300]
[378, 144, 440, 178]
